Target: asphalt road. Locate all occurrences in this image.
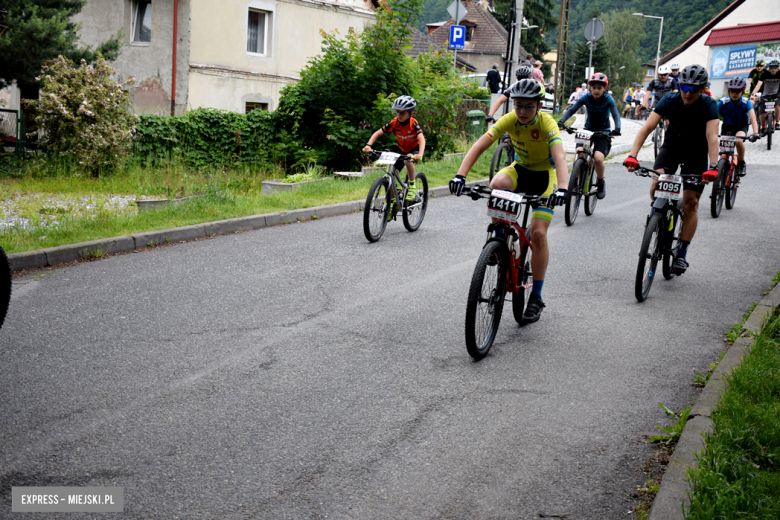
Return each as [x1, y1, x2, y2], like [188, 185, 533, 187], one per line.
[2, 162, 779, 519]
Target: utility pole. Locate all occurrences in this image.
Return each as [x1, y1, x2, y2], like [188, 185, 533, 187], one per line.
[553, 0, 571, 113]
[511, 0, 526, 72]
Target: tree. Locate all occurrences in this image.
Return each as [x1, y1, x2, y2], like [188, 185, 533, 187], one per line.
[601, 10, 645, 104]
[493, 0, 558, 78]
[0, 1, 121, 99]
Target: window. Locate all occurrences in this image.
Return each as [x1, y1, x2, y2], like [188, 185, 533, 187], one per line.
[647, 68, 654, 77]
[465, 26, 474, 42]
[132, 1, 152, 43]
[247, 10, 267, 55]
[246, 102, 268, 113]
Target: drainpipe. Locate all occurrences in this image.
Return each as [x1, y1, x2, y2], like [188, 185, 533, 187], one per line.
[171, 0, 178, 116]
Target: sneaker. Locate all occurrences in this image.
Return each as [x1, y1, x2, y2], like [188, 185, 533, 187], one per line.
[738, 161, 746, 177]
[775, 123, 780, 131]
[522, 294, 545, 324]
[596, 178, 606, 199]
[405, 181, 418, 202]
[671, 257, 689, 276]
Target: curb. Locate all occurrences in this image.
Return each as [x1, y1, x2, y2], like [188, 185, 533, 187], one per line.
[7, 181, 484, 272]
[647, 281, 780, 520]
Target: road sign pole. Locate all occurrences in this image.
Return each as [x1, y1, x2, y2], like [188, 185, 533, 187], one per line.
[454, 2, 458, 70]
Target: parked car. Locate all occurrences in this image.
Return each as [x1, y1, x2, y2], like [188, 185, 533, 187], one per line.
[465, 73, 505, 93]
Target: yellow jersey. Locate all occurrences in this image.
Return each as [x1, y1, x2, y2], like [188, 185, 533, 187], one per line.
[486, 111, 562, 172]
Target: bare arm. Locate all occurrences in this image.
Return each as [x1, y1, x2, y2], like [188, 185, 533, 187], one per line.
[749, 108, 759, 135]
[706, 119, 719, 165]
[456, 135, 494, 179]
[550, 143, 568, 191]
[488, 95, 508, 117]
[414, 133, 426, 161]
[364, 129, 384, 150]
[751, 81, 763, 96]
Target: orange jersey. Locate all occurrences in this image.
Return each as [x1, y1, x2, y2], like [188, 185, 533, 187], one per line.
[382, 117, 423, 154]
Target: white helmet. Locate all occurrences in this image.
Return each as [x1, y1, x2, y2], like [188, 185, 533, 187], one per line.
[658, 65, 671, 75]
[670, 62, 680, 71]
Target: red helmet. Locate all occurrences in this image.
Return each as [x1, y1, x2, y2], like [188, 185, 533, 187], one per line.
[588, 72, 609, 86]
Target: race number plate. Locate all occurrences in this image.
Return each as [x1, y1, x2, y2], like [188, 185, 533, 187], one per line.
[766, 101, 775, 111]
[655, 174, 682, 200]
[575, 130, 593, 147]
[375, 152, 401, 165]
[487, 189, 523, 222]
[719, 135, 736, 153]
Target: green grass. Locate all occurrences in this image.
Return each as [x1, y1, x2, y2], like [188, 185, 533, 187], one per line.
[0, 146, 495, 253]
[686, 310, 780, 519]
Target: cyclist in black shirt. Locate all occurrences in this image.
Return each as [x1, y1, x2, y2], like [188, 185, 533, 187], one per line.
[623, 65, 719, 276]
[751, 58, 780, 132]
[748, 60, 765, 94]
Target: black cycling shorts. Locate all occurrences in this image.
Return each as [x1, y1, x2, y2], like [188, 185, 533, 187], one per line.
[393, 148, 419, 171]
[721, 122, 749, 136]
[653, 144, 707, 194]
[578, 134, 611, 158]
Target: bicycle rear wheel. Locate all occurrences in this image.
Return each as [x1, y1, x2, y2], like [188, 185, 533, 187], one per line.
[0, 246, 10, 329]
[767, 115, 773, 150]
[635, 212, 663, 302]
[662, 201, 683, 280]
[725, 165, 738, 209]
[363, 176, 390, 242]
[465, 240, 509, 360]
[709, 159, 727, 218]
[490, 141, 513, 182]
[512, 235, 532, 325]
[565, 158, 586, 226]
[403, 173, 428, 232]
[584, 162, 598, 216]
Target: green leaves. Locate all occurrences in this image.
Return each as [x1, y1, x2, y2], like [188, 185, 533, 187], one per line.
[649, 404, 691, 450]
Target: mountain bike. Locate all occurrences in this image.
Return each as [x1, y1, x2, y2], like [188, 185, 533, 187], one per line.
[762, 94, 775, 151]
[710, 134, 759, 218]
[653, 116, 667, 159]
[632, 166, 703, 302]
[460, 185, 544, 360]
[362, 151, 428, 243]
[489, 134, 513, 181]
[561, 127, 611, 225]
[0, 245, 11, 329]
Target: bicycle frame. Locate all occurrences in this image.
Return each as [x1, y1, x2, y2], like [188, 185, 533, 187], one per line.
[371, 151, 421, 213]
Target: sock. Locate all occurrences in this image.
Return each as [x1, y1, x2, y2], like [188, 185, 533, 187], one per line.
[532, 279, 544, 298]
[678, 240, 690, 259]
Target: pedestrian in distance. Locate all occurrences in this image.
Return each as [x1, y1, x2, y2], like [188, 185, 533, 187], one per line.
[486, 64, 502, 94]
[485, 65, 533, 124]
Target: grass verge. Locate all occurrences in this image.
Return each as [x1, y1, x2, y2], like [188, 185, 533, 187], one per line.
[0, 146, 495, 253]
[685, 307, 780, 519]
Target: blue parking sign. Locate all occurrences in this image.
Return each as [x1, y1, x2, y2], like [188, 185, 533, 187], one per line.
[449, 25, 465, 50]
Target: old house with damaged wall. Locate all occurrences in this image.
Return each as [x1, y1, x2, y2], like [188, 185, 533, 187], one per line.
[70, 0, 378, 115]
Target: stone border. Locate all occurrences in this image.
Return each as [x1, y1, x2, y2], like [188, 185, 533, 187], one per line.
[647, 281, 780, 520]
[7, 181, 485, 272]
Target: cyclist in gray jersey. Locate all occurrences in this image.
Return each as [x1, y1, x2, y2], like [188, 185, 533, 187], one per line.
[751, 59, 780, 131]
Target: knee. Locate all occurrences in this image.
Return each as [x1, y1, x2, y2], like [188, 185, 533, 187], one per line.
[530, 226, 547, 245]
[684, 197, 699, 212]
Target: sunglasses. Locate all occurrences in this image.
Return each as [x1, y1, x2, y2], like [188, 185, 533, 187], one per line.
[770, 66, 780, 70]
[679, 84, 702, 94]
[513, 103, 538, 113]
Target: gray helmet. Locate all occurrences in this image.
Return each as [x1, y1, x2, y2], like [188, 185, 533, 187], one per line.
[391, 95, 417, 111]
[727, 77, 747, 90]
[679, 64, 709, 86]
[769, 59, 780, 67]
[506, 79, 544, 100]
[516, 65, 533, 79]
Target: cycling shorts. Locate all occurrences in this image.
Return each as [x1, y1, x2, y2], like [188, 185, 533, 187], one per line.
[653, 144, 706, 194]
[393, 148, 419, 171]
[577, 134, 611, 157]
[721, 123, 748, 136]
[495, 162, 556, 221]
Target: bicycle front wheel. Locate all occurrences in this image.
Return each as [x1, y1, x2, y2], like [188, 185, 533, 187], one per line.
[565, 158, 586, 226]
[402, 173, 428, 232]
[465, 240, 509, 360]
[710, 159, 727, 218]
[662, 201, 683, 280]
[767, 116, 773, 150]
[584, 162, 598, 216]
[725, 165, 738, 210]
[363, 176, 390, 242]
[490, 141, 513, 182]
[654, 124, 664, 159]
[635, 212, 663, 302]
[512, 235, 532, 325]
[0, 246, 10, 329]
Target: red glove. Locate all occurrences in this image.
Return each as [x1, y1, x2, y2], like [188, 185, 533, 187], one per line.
[623, 155, 639, 170]
[702, 168, 718, 182]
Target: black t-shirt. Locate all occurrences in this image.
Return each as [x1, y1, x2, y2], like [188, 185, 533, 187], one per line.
[654, 92, 718, 150]
[486, 69, 501, 94]
[759, 70, 780, 96]
[749, 68, 763, 93]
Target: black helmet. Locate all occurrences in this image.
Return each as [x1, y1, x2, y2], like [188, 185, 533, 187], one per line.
[516, 65, 533, 79]
[757, 60, 766, 66]
[727, 77, 747, 90]
[506, 79, 544, 100]
[679, 64, 708, 86]
[391, 95, 416, 111]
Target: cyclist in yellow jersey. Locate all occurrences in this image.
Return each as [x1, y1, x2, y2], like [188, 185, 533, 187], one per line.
[450, 79, 568, 324]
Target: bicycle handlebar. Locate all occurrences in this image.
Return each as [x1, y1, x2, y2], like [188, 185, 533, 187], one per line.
[365, 150, 416, 162]
[632, 166, 704, 184]
[560, 127, 613, 138]
[462, 184, 547, 205]
[718, 134, 760, 140]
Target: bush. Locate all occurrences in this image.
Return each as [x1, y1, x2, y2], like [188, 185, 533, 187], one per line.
[27, 54, 137, 172]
